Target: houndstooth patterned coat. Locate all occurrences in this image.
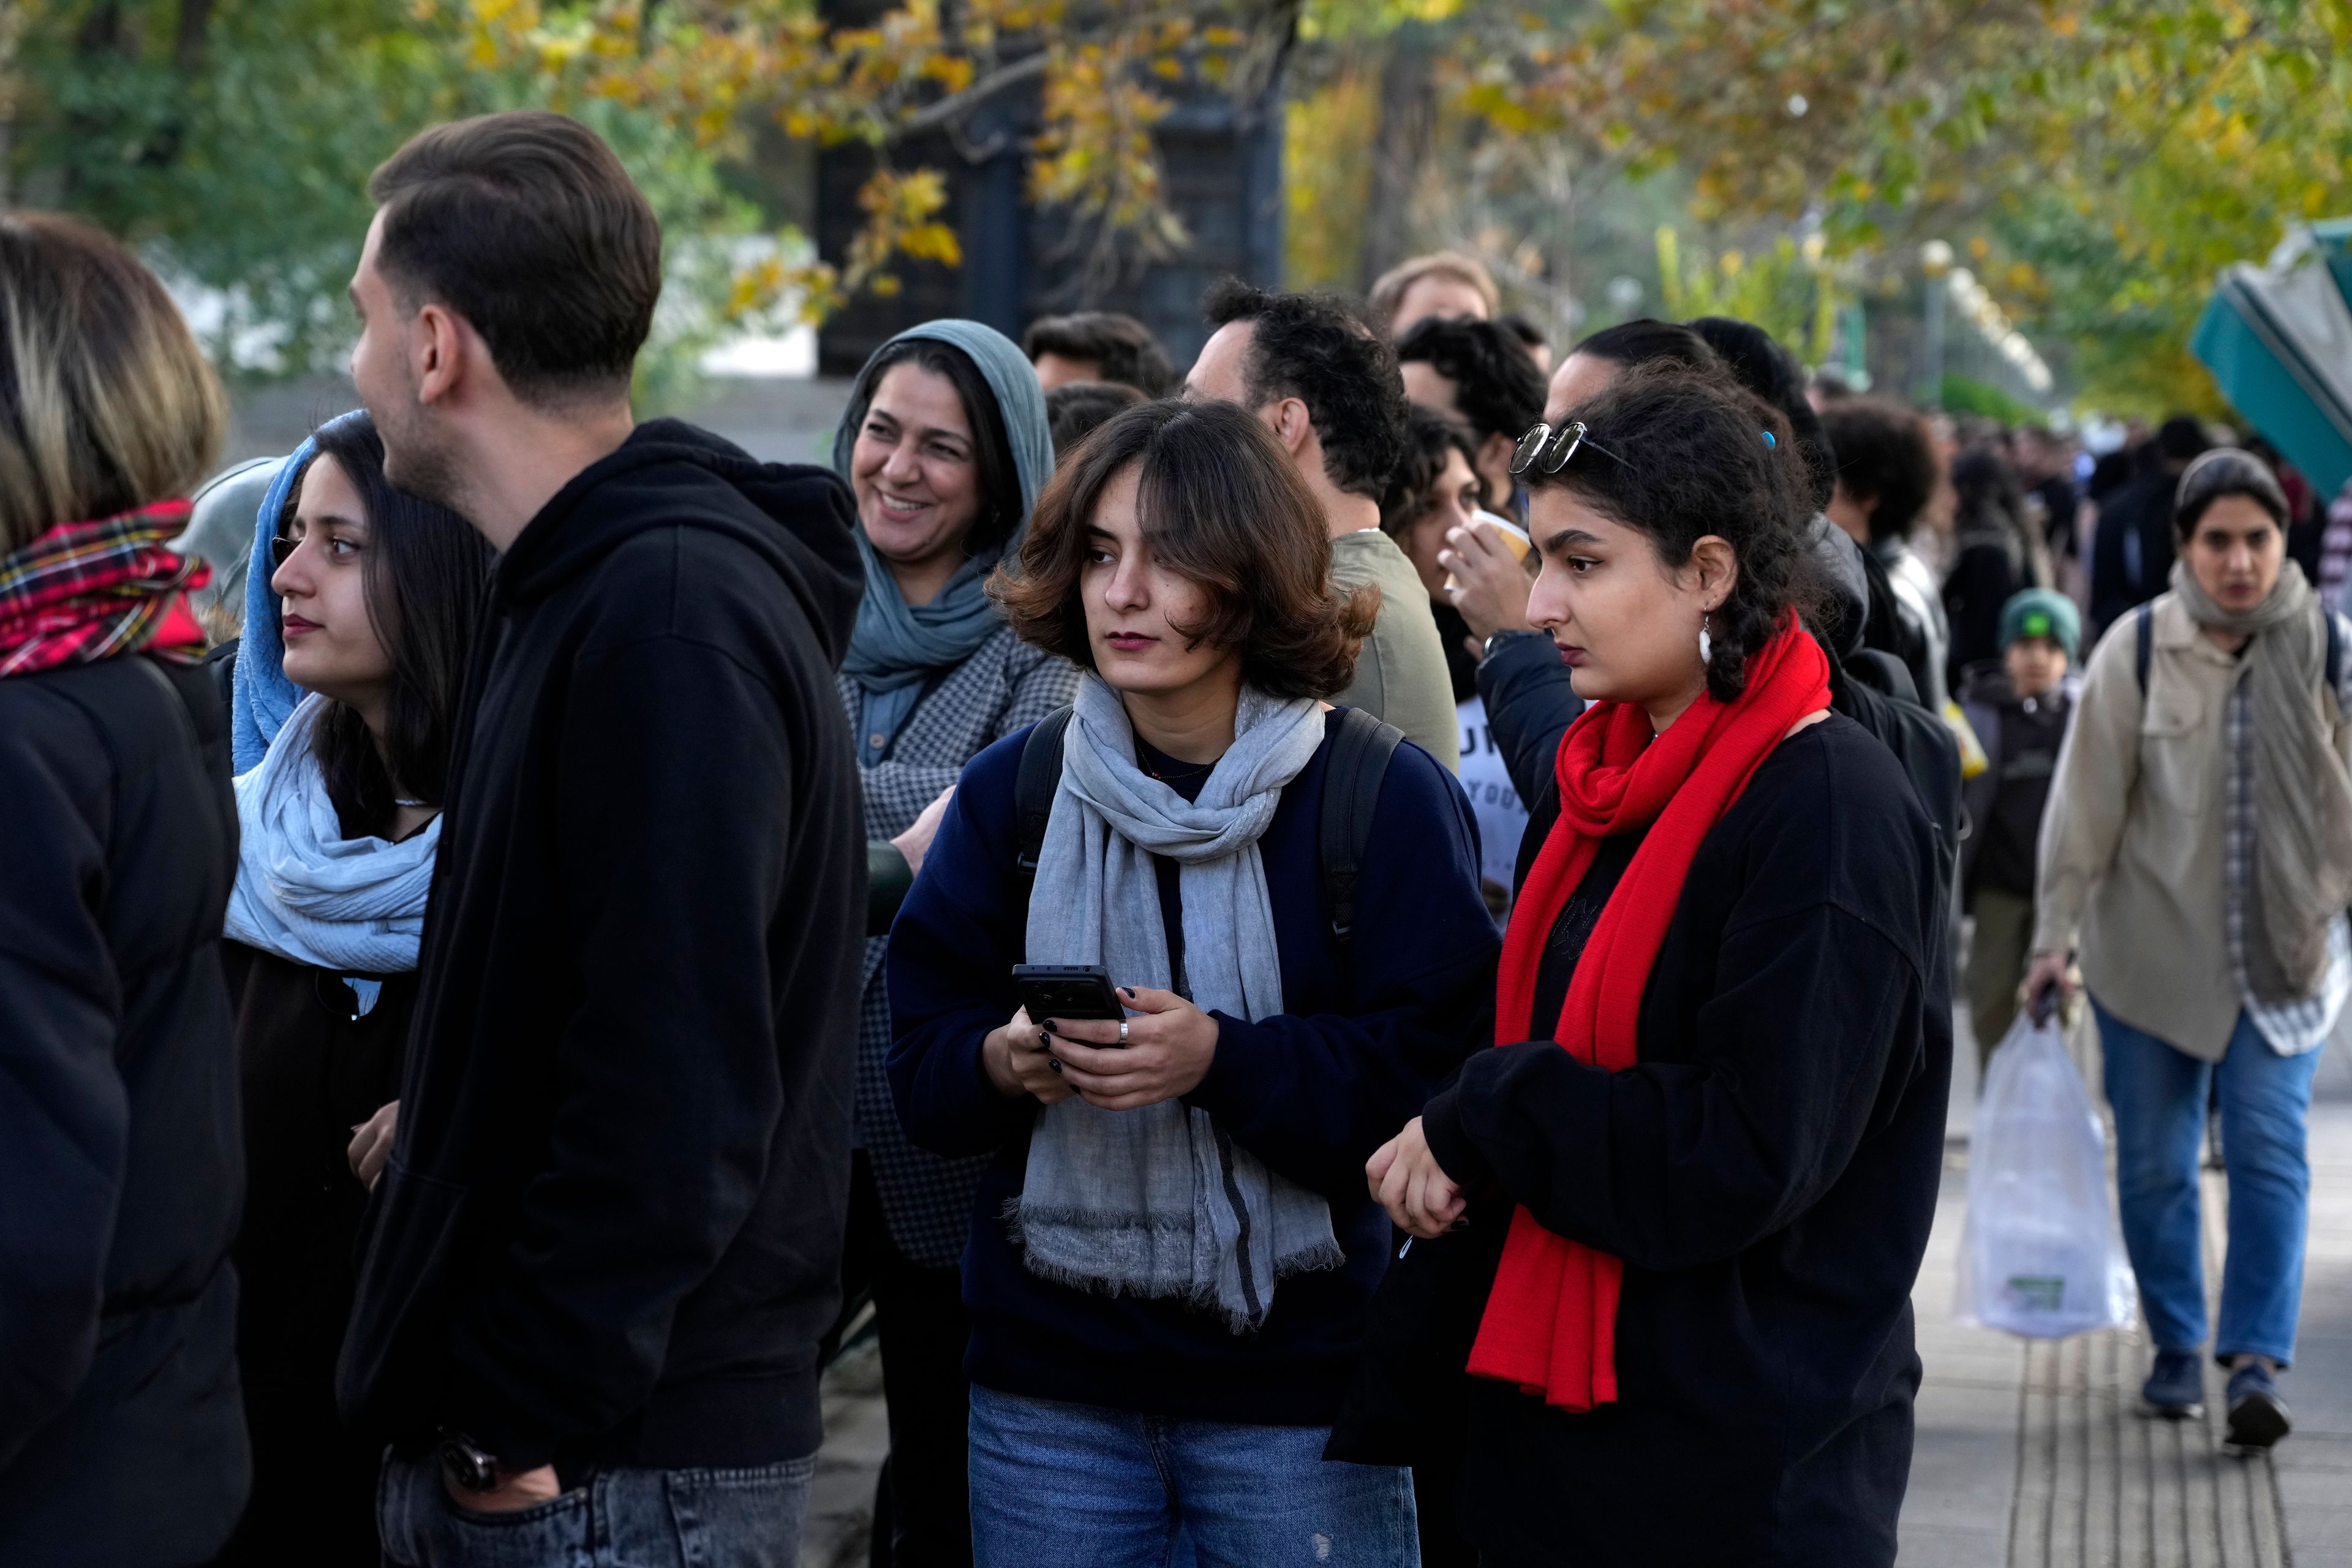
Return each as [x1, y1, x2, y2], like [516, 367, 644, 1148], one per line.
[843, 625, 1079, 1268]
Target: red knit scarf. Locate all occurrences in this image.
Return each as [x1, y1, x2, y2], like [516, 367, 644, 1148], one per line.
[0, 501, 209, 679]
[1466, 620, 1830, 1410]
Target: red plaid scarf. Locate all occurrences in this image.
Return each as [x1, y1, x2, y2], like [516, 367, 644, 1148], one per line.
[0, 500, 211, 679]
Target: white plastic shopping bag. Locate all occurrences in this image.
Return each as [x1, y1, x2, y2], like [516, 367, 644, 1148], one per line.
[1953, 1012, 2136, 1337]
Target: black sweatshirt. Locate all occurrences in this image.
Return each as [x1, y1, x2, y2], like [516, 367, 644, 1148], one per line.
[1419, 716, 1951, 1567]
[337, 421, 867, 1475]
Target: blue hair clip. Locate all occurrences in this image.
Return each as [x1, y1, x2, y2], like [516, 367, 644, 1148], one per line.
[1762, 430, 1777, 448]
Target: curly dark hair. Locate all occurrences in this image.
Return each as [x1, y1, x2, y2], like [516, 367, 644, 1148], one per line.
[994, 399, 1377, 701]
[1525, 364, 1830, 703]
[1395, 315, 1547, 447]
[1381, 405, 1482, 540]
[1022, 311, 1175, 397]
[1200, 276, 1409, 500]
[1817, 397, 1938, 544]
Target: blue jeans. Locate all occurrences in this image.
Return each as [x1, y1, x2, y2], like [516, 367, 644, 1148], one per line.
[2097, 1002, 2323, 1365]
[967, 1385, 1419, 1568]
[377, 1449, 813, 1567]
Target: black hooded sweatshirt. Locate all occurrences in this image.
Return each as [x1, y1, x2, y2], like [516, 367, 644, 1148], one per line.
[337, 420, 866, 1475]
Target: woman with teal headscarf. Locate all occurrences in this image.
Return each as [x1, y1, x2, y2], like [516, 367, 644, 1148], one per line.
[832, 320, 1075, 1567]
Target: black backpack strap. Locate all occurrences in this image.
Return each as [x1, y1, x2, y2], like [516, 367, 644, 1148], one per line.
[2135, 600, 2154, 693]
[1319, 706, 1405, 944]
[1013, 705, 1075, 883]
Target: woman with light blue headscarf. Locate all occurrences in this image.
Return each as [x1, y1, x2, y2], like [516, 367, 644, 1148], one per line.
[831, 320, 1076, 1567]
[212, 413, 495, 1567]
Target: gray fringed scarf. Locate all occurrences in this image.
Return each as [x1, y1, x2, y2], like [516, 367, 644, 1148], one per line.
[2171, 560, 2352, 1001]
[1015, 675, 1344, 1332]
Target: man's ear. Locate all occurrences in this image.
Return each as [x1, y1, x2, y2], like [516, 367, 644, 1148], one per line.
[412, 301, 467, 408]
[1267, 396, 1314, 457]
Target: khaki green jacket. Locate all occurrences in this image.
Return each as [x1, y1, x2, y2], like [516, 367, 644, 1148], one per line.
[2034, 592, 2352, 1059]
[1328, 529, 1461, 772]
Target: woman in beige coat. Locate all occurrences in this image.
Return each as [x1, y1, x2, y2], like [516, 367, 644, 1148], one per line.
[2029, 449, 2352, 1450]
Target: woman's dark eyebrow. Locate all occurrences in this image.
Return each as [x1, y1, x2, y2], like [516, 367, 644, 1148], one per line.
[1541, 527, 1603, 552]
[295, 510, 367, 532]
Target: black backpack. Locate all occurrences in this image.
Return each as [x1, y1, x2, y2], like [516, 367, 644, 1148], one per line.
[1014, 704, 1404, 944]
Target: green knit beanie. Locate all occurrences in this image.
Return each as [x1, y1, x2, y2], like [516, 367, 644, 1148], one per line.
[1997, 588, 2081, 660]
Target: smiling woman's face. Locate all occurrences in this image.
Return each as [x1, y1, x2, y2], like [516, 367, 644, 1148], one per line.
[850, 361, 985, 597]
[1524, 484, 1730, 718]
[1079, 463, 1239, 702]
[273, 453, 394, 716]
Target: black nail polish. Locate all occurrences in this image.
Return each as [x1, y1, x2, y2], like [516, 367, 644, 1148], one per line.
[1041, 1019, 1058, 1035]
[1049, 1060, 1063, 1074]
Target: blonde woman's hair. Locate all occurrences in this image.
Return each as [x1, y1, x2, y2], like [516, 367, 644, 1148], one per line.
[0, 212, 227, 554]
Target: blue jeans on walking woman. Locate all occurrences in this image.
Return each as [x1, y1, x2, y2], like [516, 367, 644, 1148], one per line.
[2095, 1001, 2322, 1365]
[967, 1385, 1419, 1568]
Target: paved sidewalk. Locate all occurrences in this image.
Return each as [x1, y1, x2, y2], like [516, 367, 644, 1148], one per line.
[1902, 1011, 2352, 1567]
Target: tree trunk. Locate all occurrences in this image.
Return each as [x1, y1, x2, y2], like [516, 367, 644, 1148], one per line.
[1356, 27, 1434, 289]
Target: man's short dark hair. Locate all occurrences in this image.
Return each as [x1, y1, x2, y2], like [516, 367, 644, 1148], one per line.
[1818, 397, 1939, 544]
[1395, 316, 1546, 447]
[368, 111, 661, 404]
[1022, 312, 1174, 397]
[1045, 379, 1148, 460]
[1570, 317, 1719, 374]
[1496, 312, 1547, 355]
[1200, 277, 1408, 500]
[2154, 414, 2214, 466]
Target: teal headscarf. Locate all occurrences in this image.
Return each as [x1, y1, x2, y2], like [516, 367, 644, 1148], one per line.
[832, 321, 1054, 760]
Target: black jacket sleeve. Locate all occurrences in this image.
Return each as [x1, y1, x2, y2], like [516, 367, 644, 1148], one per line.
[0, 707, 126, 1469]
[1422, 898, 1926, 1273]
[1475, 630, 1581, 812]
[443, 633, 805, 1470]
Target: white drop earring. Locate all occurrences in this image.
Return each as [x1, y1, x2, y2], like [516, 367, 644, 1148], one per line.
[1698, 614, 1714, 666]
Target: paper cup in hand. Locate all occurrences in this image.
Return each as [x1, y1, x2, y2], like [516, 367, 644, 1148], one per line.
[1445, 511, 1534, 591]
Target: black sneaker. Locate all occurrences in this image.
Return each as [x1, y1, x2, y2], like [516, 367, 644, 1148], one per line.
[2142, 1348, 2205, 1419]
[2225, 1361, 2292, 1449]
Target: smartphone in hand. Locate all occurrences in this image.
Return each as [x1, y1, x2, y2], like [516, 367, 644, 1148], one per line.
[1011, 964, 1126, 1038]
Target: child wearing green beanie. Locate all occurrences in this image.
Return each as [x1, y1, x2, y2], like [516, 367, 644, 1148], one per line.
[1956, 588, 2081, 1061]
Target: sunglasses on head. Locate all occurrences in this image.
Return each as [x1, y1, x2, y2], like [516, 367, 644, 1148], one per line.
[1510, 420, 1626, 477]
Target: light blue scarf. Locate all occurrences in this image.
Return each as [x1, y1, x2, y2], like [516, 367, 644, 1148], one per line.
[230, 410, 370, 772]
[831, 322, 1053, 754]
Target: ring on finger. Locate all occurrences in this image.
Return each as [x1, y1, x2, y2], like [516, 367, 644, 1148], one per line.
[1118, 1017, 1129, 1045]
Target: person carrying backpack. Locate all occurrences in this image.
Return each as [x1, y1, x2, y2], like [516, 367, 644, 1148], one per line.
[886, 399, 1499, 1564]
[2030, 448, 2352, 1449]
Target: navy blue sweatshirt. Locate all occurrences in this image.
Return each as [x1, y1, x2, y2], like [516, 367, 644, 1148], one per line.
[887, 712, 1499, 1425]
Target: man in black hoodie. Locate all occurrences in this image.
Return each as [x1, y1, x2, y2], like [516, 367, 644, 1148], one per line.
[334, 111, 865, 1568]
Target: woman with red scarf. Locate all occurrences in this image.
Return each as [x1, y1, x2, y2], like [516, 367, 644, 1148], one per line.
[0, 213, 249, 1563]
[1362, 367, 1951, 1566]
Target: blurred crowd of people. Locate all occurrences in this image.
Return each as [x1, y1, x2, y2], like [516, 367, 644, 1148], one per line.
[2, 107, 2345, 1568]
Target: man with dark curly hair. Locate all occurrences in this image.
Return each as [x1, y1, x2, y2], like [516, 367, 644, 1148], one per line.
[1396, 315, 1547, 518]
[1185, 277, 1458, 770]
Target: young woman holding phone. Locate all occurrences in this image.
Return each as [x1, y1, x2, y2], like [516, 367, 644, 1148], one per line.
[1362, 368, 1950, 1567]
[886, 399, 1498, 1564]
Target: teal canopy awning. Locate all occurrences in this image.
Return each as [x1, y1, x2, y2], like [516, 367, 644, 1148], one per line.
[2193, 222, 2352, 497]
